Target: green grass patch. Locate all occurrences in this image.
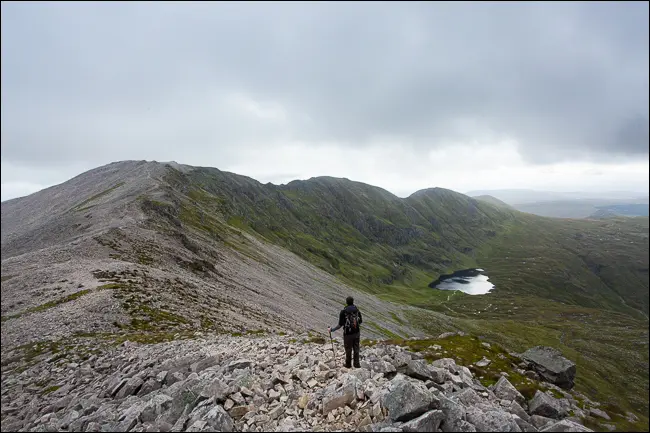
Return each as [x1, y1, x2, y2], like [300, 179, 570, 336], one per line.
[303, 336, 327, 344]
[73, 182, 124, 211]
[41, 385, 61, 395]
[1, 289, 92, 322]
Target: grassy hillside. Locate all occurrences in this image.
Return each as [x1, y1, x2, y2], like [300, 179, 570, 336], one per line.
[153, 164, 648, 427]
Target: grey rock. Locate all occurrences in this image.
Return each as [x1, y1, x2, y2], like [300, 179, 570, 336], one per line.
[530, 415, 557, 429]
[381, 375, 437, 422]
[440, 395, 466, 432]
[226, 359, 253, 373]
[115, 376, 144, 399]
[58, 409, 80, 430]
[401, 409, 444, 432]
[229, 404, 253, 419]
[454, 388, 483, 407]
[589, 408, 610, 420]
[514, 416, 539, 432]
[465, 406, 522, 432]
[186, 420, 207, 432]
[493, 376, 526, 407]
[521, 347, 576, 390]
[429, 367, 447, 384]
[457, 420, 478, 432]
[529, 391, 562, 419]
[392, 351, 412, 369]
[87, 422, 102, 432]
[432, 358, 459, 374]
[166, 372, 185, 387]
[141, 394, 174, 423]
[540, 419, 593, 432]
[202, 405, 234, 432]
[138, 378, 162, 397]
[398, 359, 435, 382]
[199, 377, 230, 403]
[192, 355, 219, 374]
[322, 381, 357, 414]
[507, 401, 531, 423]
[156, 371, 169, 384]
[115, 402, 145, 432]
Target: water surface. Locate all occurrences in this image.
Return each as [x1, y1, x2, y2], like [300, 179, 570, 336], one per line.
[428, 268, 494, 295]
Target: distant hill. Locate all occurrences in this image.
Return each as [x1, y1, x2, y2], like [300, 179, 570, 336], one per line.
[508, 199, 648, 219]
[590, 204, 650, 219]
[467, 189, 648, 205]
[468, 190, 649, 219]
[472, 195, 515, 210]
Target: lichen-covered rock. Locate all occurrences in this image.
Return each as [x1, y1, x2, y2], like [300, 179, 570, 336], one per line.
[380, 375, 437, 422]
[529, 391, 562, 419]
[493, 376, 526, 407]
[521, 347, 576, 390]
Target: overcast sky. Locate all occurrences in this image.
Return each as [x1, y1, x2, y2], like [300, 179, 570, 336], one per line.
[1, 1, 648, 201]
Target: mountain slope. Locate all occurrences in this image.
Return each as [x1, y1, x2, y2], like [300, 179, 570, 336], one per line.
[1, 161, 439, 348]
[1, 160, 648, 425]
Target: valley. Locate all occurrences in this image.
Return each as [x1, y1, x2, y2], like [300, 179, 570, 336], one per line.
[1, 160, 648, 431]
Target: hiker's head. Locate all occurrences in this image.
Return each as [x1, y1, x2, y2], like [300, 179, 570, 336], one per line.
[346, 296, 354, 306]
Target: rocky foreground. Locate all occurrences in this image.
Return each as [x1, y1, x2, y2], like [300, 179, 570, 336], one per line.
[0, 333, 623, 432]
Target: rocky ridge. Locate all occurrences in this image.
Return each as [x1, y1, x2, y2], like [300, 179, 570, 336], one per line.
[1, 332, 619, 432]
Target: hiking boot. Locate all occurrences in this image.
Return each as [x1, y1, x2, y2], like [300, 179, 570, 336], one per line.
[353, 364, 361, 368]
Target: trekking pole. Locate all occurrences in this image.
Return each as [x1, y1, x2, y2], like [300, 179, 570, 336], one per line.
[329, 329, 338, 367]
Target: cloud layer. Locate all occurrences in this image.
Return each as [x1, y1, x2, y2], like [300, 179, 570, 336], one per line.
[1, 2, 648, 200]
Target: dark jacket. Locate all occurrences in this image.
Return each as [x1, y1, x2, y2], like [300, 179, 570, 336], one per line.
[331, 305, 363, 335]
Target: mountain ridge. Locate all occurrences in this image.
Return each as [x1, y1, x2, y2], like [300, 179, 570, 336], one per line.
[1, 160, 648, 427]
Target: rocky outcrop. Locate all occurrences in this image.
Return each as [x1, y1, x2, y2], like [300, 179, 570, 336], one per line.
[0, 333, 606, 432]
[520, 347, 576, 390]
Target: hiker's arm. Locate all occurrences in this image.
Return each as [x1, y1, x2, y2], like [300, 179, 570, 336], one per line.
[330, 310, 345, 332]
[358, 309, 363, 325]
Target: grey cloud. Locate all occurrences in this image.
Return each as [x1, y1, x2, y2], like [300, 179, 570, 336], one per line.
[1, 1, 648, 169]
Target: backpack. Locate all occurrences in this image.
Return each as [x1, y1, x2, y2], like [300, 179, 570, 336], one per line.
[344, 307, 360, 334]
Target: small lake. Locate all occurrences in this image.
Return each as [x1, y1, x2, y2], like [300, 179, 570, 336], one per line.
[428, 268, 494, 295]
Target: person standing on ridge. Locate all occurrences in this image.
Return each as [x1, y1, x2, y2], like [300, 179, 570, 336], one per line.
[329, 296, 363, 368]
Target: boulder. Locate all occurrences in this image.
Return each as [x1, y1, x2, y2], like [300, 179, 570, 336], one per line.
[401, 410, 444, 432]
[381, 375, 437, 422]
[530, 415, 556, 430]
[465, 407, 522, 432]
[322, 381, 357, 414]
[540, 419, 593, 432]
[432, 358, 459, 374]
[520, 347, 576, 390]
[199, 377, 230, 403]
[454, 388, 483, 407]
[440, 395, 466, 432]
[226, 359, 253, 373]
[529, 391, 562, 419]
[493, 376, 526, 407]
[514, 416, 539, 432]
[588, 408, 610, 420]
[398, 360, 436, 382]
[507, 401, 531, 423]
[140, 394, 173, 423]
[202, 405, 234, 432]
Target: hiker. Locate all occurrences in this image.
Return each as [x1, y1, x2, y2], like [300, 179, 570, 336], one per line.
[328, 296, 363, 368]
